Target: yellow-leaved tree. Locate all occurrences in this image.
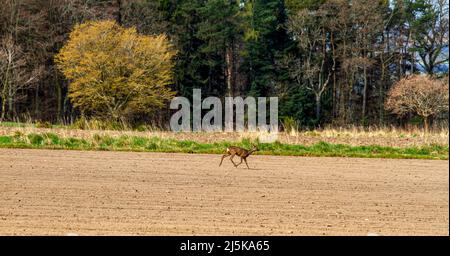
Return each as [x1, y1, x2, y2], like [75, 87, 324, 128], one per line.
[55, 20, 176, 122]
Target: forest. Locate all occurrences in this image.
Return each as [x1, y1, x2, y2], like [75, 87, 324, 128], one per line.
[0, 0, 448, 130]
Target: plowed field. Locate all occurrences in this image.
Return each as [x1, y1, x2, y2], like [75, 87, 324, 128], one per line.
[0, 149, 448, 235]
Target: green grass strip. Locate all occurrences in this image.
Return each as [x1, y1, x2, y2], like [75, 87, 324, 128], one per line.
[0, 133, 447, 160]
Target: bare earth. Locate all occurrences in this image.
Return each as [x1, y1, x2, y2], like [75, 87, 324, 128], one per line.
[0, 149, 448, 235]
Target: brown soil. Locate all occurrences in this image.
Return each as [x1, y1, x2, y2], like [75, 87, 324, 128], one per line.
[0, 148, 448, 235]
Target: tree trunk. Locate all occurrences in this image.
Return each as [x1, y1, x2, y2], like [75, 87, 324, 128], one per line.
[315, 94, 321, 120]
[347, 75, 354, 123]
[56, 82, 62, 123]
[0, 98, 5, 120]
[339, 81, 346, 124]
[362, 65, 368, 125]
[332, 71, 336, 118]
[379, 63, 385, 126]
[8, 88, 13, 120]
[1, 80, 7, 120]
[423, 116, 429, 133]
[34, 83, 40, 120]
[225, 47, 233, 97]
[3, 63, 11, 120]
[116, 0, 122, 25]
[331, 33, 337, 119]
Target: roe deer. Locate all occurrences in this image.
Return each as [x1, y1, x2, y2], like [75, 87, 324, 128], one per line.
[219, 144, 258, 169]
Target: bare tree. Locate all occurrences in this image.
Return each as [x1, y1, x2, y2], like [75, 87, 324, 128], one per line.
[0, 35, 42, 120]
[352, 0, 383, 124]
[330, 0, 353, 124]
[287, 7, 335, 120]
[376, 5, 399, 126]
[385, 75, 449, 132]
[411, 0, 449, 75]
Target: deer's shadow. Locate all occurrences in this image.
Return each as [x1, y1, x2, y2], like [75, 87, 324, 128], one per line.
[247, 168, 263, 171]
[224, 166, 263, 171]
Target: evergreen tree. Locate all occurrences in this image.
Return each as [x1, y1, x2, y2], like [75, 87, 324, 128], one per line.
[170, 0, 208, 98]
[241, 0, 293, 97]
[197, 0, 242, 97]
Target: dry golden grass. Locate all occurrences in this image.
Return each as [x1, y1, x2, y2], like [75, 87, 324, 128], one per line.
[0, 123, 448, 148]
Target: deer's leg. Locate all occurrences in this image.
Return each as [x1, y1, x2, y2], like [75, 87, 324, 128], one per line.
[244, 158, 250, 169]
[230, 154, 238, 167]
[219, 153, 230, 166]
[235, 157, 243, 167]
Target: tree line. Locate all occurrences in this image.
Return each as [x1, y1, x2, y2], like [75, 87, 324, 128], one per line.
[0, 0, 448, 129]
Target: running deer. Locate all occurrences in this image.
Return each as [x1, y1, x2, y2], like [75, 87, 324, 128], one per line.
[219, 144, 258, 169]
